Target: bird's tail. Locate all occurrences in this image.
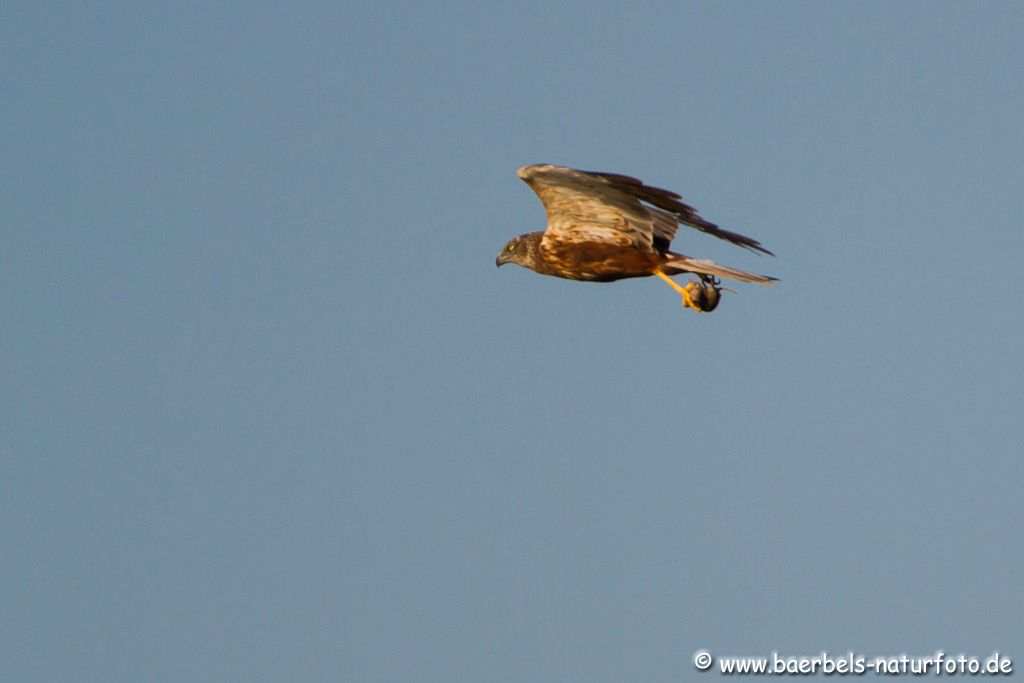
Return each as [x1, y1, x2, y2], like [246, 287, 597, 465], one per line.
[664, 253, 777, 286]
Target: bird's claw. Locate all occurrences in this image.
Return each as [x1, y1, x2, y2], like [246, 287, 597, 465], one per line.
[681, 281, 705, 312]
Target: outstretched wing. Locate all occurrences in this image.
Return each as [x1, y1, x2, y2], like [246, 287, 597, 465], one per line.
[517, 164, 658, 251]
[517, 164, 773, 255]
[664, 253, 778, 286]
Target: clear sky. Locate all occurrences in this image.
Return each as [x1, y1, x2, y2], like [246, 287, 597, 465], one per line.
[3, 2, 1022, 681]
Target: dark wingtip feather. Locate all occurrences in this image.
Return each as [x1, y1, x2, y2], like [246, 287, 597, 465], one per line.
[717, 230, 774, 256]
[588, 169, 774, 255]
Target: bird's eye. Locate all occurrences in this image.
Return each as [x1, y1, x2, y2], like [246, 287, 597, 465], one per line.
[508, 244, 516, 252]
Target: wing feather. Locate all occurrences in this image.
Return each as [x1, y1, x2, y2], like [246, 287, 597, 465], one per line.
[517, 164, 774, 256]
[517, 164, 655, 251]
[664, 254, 777, 286]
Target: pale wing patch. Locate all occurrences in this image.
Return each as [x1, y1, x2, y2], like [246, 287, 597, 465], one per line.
[518, 164, 655, 251]
[647, 206, 680, 244]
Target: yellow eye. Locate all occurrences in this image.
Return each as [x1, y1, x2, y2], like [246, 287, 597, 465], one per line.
[508, 244, 516, 252]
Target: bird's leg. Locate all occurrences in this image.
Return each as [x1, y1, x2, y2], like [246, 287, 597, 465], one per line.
[654, 270, 703, 312]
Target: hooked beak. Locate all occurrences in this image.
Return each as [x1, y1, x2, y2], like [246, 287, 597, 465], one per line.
[495, 251, 510, 267]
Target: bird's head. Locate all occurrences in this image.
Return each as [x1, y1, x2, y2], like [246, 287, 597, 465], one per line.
[495, 234, 533, 269]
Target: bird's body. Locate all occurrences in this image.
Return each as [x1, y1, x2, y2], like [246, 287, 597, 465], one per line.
[504, 231, 662, 282]
[496, 164, 776, 312]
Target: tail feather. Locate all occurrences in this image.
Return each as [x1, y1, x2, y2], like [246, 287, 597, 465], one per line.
[664, 253, 777, 286]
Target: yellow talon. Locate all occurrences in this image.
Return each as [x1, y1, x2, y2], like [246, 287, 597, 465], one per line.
[654, 270, 703, 313]
[682, 286, 702, 312]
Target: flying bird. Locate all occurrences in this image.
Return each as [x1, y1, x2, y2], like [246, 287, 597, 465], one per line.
[496, 164, 776, 312]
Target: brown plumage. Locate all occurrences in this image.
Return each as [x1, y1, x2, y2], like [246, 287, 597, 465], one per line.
[495, 164, 776, 312]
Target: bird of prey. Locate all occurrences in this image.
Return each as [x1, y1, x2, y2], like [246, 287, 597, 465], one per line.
[496, 164, 776, 312]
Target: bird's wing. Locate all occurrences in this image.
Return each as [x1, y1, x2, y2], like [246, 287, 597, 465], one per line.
[518, 164, 658, 251]
[518, 164, 774, 255]
[647, 206, 680, 254]
[664, 253, 777, 286]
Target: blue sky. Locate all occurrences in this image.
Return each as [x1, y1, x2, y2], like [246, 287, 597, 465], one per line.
[3, 2, 1022, 681]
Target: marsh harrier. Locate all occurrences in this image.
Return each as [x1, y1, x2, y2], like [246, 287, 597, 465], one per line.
[496, 164, 776, 312]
